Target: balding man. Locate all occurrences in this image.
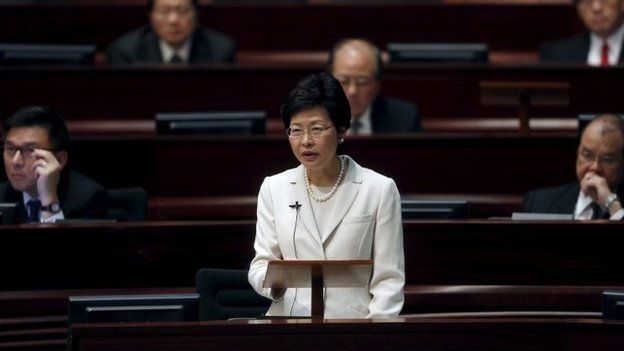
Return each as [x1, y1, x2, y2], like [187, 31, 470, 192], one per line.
[523, 114, 624, 219]
[539, 0, 624, 66]
[328, 38, 421, 135]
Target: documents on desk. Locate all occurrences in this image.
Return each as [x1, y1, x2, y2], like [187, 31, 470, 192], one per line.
[511, 212, 574, 220]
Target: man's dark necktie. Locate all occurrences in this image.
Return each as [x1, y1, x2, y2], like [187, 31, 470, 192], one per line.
[27, 199, 41, 223]
[591, 202, 605, 220]
[169, 55, 183, 64]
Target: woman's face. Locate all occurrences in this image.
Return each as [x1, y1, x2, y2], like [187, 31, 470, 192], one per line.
[287, 106, 344, 173]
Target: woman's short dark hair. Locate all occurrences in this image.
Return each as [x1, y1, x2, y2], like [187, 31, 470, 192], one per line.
[280, 72, 351, 131]
[148, 0, 199, 11]
[2, 106, 70, 151]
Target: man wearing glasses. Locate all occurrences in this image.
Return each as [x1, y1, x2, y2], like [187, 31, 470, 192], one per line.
[107, 0, 235, 65]
[540, 0, 624, 66]
[328, 38, 421, 135]
[523, 114, 624, 220]
[0, 106, 108, 223]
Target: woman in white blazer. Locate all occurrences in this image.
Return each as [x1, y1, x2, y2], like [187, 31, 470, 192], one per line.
[248, 72, 405, 319]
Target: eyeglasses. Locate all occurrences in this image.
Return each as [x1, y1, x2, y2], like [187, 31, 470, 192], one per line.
[3, 145, 54, 160]
[578, 150, 621, 166]
[335, 75, 376, 88]
[152, 6, 195, 19]
[286, 125, 334, 139]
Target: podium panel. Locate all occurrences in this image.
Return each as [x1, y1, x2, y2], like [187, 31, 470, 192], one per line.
[263, 260, 373, 288]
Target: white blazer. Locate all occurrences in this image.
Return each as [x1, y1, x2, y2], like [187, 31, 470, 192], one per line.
[248, 155, 405, 318]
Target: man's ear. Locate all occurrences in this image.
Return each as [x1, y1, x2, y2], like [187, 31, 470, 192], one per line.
[56, 151, 68, 169]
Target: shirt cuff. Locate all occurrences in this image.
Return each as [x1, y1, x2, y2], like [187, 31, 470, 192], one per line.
[609, 208, 624, 220]
[41, 210, 65, 223]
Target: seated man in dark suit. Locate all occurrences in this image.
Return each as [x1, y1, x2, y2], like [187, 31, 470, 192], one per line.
[328, 38, 421, 135]
[523, 114, 624, 220]
[106, 0, 235, 65]
[0, 106, 108, 223]
[539, 0, 624, 66]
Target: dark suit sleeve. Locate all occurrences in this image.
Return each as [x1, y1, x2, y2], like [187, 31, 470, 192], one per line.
[538, 32, 589, 64]
[218, 37, 236, 63]
[105, 26, 151, 65]
[60, 170, 110, 219]
[194, 27, 236, 63]
[80, 188, 109, 219]
[412, 104, 422, 132]
[538, 42, 555, 62]
[106, 42, 131, 64]
[521, 190, 537, 212]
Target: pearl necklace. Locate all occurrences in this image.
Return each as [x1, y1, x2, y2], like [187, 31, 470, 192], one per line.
[304, 156, 345, 203]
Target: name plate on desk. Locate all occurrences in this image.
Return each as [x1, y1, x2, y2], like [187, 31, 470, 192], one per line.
[511, 212, 573, 220]
[262, 260, 373, 288]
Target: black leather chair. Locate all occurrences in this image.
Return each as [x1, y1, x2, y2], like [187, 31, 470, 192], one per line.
[195, 268, 271, 320]
[106, 187, 147, 222]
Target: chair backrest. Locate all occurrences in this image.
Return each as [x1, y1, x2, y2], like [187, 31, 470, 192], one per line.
[195, 268, 271, 320]
[106, 187, 148, 222]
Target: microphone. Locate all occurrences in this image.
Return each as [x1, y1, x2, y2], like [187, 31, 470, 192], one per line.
[289, 201, 301, 258]
[288, 200, 302, 316]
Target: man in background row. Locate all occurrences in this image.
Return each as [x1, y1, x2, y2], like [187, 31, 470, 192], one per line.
[107, 0, 235, 65]
[523, 114, 624, 220]
[540, 0, 624, 66]
[0, 106, 108, 223]
[328, 38, 421, 135]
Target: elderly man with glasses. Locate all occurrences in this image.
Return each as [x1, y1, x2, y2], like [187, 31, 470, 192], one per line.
[523, 114, 624, 220]
[0, 106, 108, 223]
[328, 38, 421, 135]
[540, 0, 624, 65]
[107, 0, 235, 65]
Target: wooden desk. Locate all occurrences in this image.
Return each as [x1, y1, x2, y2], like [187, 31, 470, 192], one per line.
[55, 134, 576, 196]
[68, 318, 624, 351]
[0, 3, 581, 52]
[0, 65, 620, 122]
[146, 193, 524, 220]
[0, 220, 622, 291]
[0, 220, 622, 349]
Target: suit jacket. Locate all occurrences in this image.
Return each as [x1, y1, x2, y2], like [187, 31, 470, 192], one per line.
[522, 181, 624, 217]
[371, 96, 421, 133]
[106, 25, 235, 64]
[248, 155, 405, 318]
[0, 168, 109, 223]
[539, 31, 624, 64]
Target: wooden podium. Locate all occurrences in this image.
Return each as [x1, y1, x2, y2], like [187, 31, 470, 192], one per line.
[263, 260, 373, 319]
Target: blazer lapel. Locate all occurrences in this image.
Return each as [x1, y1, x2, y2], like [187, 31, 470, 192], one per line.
[552, 182, 580, 214]
[141, 31, 164, 63]
[288, 166, 322, 245]
[577, 32, 592, 63]
[321, 156, 361, 244]
[370, 95, 385, 133]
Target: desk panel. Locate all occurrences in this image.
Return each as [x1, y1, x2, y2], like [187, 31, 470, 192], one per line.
[69, 318, 624, 351]
[0, 221, 622, 291]
[0, 4, 581, 51]
[0, 66, 621, 122]
[60, 135, 576, 196]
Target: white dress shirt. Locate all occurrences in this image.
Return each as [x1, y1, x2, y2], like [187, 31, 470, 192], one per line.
[587, 22, 624, 66]
[23, 192, 65, 223]
[348, 105, 372, 136]
[159, 39, 192, 64]
[574, 191, 624, 220]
